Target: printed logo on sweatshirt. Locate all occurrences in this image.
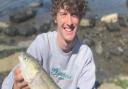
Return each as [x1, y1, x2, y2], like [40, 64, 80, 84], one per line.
[51, 67, 72, 80]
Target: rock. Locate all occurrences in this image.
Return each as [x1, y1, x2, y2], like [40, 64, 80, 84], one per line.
[106, 23, 120, 32]
[101, 13, 119, 23]
[29, 1, 43, 9]
[9, 8, 36, 23]
[79, 18, 95, 28]
[0, 53, 19, 72]
[98, 83, 123, 89]
[0, 21, 10, 28]
[117, 47, 124, 53]
[3, 26, 18, 36]
[0, 39, 16, 46]
[0, 40, 32, 58]
[17, 26, 37, 36]
[126, 0, 128, 7]
[119, 16, 128, 27]
[0, 27, 3, 33]
[38, 23, 51, 33]
[118, 75, 128, 80]
[124, 49, 128, 57]
[83, 38, 95, 47]
[95, 41, 103, 55]
[104, 52, 111, 59]
[110, 46, 123, 56]
[95, 21, 107, 32]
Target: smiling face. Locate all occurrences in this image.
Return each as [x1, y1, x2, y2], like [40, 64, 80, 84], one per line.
[51, 0, 86, 52]
[56, 6, 80, 44]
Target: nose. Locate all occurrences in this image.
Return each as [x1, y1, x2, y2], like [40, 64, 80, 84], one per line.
[67, 14, 73, 25]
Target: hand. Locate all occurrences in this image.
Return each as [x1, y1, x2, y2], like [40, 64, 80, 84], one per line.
[13, 67, 30, 89]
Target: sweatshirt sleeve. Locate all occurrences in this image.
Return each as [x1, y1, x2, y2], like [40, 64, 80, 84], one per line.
[1, 65, 19, 89]
[77, 47, 96, 89]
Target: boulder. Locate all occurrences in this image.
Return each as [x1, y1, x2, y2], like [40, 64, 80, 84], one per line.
[79, 18, 95, 28]
[29, 1, 43, 9]
[9, 8, 36, 23]
[0, 21, 9, 28]
[126, 0, 128, 7]
[17, 26, 37, 36]
[101, 13, 119, 23]
[106, 23, 120, 32]
[3, 26, 18, 36]
[119, 16, 128, 27]
[38, 22, 51, 33]
[83, 38, 95, 47]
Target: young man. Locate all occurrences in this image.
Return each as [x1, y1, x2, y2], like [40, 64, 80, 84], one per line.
[2, 0, 96, 89]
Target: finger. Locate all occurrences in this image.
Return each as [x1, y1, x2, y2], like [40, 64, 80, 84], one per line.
[17, 81, 29, 89]
[15, 67, 21, 75]
[14, 73, 24, 82]
[22, 86, 30, 89]
[14, 68, 24, 82]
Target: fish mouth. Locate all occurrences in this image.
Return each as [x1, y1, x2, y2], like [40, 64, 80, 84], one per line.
[19, 52, 26, 69]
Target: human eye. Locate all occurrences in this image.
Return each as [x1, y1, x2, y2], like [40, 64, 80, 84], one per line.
[60, 12, 67, 16]
[71, 13, 79, 18]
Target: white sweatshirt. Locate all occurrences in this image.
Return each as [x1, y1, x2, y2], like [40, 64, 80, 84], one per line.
[2, 31, 96, 89]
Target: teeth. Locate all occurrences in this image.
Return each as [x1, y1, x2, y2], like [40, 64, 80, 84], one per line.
[65, 28, 71, 32]
[64, 27, 72, 32]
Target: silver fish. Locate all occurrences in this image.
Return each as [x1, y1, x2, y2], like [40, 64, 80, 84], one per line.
[19, 52, 60, 89]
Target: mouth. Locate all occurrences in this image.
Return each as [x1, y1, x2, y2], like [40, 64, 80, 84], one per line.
[63, 25, 75, 32]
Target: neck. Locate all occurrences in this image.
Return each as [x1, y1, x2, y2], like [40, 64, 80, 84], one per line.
[56, 33, 76, 53]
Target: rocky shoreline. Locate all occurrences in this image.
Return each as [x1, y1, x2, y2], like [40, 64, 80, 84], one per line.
[0, 4, 128, 89]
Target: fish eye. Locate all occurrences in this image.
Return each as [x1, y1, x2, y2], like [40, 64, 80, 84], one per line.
[24, 56, 27, 61]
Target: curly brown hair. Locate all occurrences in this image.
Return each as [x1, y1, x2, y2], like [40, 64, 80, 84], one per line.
[51, 0, 87, 21]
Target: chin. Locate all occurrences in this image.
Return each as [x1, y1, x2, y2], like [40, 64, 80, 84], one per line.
[65, 36, 76, 43]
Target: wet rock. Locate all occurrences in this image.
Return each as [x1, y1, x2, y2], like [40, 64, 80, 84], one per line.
[119, 16, 128, 27]
[126, 0, 128, 7]
[3, 26, 18, 36]
[0, 40, 32, 58]
[9, 8, 36, 23]
[106, 23, 120, 32]
[29, 1, 43, 9]
[17, 26, 37, 36]
[0, 39, 16, 46]
[38, 23, 51, 33]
